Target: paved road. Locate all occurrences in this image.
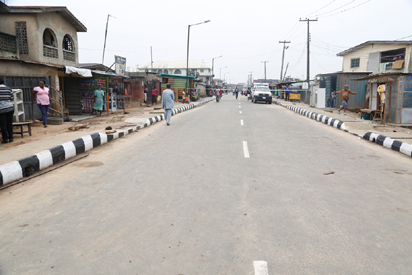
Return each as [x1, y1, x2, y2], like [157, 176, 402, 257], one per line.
[1, 94, 412, 274]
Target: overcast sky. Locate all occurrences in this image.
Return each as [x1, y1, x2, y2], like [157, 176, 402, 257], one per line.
[8, 0, 412, 83]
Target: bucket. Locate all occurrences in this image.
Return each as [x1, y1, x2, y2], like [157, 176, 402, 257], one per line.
[362, 114, 371, 120]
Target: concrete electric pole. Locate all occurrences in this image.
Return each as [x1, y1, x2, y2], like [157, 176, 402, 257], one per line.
[299, 18, 317, 88]
[261, 61, 269, 82]
[279, 41, 291, 82]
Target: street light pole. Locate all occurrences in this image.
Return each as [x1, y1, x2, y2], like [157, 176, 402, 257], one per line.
[220, 66, 227, 80]
[102, 14, 116, 65]
[211, 55, 222, 85]
[186, 20, 210, 100]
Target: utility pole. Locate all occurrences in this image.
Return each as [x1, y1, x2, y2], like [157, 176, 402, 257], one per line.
[261, 61, 269, 82]
[150, 46, 153, 71]
[102, 14, 116, 65]
[299, 18, 317, 88]
[279, 41, 291, 82]
[248, 71, 253, 86]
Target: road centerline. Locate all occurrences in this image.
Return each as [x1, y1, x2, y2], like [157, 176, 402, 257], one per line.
[243, 141, 250, 158]
[241, 119, 244, 126]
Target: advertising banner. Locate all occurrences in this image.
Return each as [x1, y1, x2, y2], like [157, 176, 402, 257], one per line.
[115, 55, 126, 75]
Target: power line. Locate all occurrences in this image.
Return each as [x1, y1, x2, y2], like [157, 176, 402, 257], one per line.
[310, 52, 329, 72]
[316, 0, 356, 17]
[395, 34, 412, 41]
[305, 0, 336, 17]
[319, 0, 372, 18]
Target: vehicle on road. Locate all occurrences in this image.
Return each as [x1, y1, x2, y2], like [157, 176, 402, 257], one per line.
[251, 83, 272, 104]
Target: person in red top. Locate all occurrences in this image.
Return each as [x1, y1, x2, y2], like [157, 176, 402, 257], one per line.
[220, 89, 223, 98]
[336, 85, 357, 115]
[151, 88, 158, 106]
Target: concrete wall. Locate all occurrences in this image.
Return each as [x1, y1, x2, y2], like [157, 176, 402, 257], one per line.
[0, 12, 79, 66]
[342, 44, 412, 74]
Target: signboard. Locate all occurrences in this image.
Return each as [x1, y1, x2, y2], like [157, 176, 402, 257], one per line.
[115, 55, 126, 75]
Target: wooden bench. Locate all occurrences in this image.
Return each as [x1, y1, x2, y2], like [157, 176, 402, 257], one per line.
[13, 122, 32, 138]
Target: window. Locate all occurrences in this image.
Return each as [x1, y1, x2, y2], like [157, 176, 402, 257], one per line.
[381, 48, 405, 63]
[164, 69, 168, 74]
[62, 34, 75, 61]
[15, 21, 28, 54]
[62, 35, 74, 51]
[43, 28, 57, 47]
[174, 69, 182, 74]
[351, 58, 360, 68]
[158, 69, 162, 74]
[200, 69, 204, 73]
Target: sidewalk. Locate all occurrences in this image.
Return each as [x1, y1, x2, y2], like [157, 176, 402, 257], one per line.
[0, 99, 209, 166]
[275, 99, 412, 143]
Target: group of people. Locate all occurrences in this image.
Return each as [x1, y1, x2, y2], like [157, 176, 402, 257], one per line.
[215, 88, 223, 102]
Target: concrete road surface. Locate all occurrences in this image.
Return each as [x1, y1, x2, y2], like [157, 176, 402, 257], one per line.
[1, 94, 412, 275]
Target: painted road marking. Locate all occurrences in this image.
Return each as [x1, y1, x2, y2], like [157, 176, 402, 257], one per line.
[243, 141, 250, 158]
[253, 261, 268, 275]
[239, 111, 242, 114]
[241, 119, 244, 126]
[239, 106, 241, 108]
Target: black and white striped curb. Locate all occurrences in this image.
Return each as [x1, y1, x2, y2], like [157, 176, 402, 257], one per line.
[363, 132, 412, 158]
[285, 104, 346, 130]
[0, 98, 215, 186]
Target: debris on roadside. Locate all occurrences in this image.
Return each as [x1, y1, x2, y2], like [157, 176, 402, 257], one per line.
[68, 124, 88, 131]
[323, 171, 334, 175]
[105, 130, 117, 134]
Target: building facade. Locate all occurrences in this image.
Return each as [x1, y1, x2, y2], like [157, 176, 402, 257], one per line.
[139, 60, 212, 79]
[337, 41, 412, 74]
[0, 2, 87, 118]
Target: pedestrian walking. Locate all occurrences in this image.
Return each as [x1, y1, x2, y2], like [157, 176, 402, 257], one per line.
[152, 88, 158, 106]
[32, 80, 51, 127]
[182, 90, 186, 104]
[336, 85, 357, 115]
[235, 86, 239, 99]
[91, 85, 105, 117]
[284, 84, 290, 102]
[220, 89, 223, 99]
[215, 89, 220, 103]
[162, 83, 175, 126]
[0, 77, 14, 143]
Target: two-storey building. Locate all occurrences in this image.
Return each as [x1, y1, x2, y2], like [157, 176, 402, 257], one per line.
[0, 2, 87, 118]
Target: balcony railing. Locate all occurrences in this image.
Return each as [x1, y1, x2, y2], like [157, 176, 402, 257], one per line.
[63, 49, 75, 62]
[43, 44, 58, 59]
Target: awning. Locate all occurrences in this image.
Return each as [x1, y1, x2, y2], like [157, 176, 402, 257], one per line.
[65, 66, 92, 77]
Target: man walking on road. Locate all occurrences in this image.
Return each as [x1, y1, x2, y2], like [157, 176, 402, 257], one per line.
[336, 85, 357, 115]
[162, 83, 175, 126]
[235, 86, 239, 99]
[215, 88, 220, 103]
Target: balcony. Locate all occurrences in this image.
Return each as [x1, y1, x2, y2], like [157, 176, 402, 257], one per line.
[43, 44, 58, 59]
[63, 49, 75, 62]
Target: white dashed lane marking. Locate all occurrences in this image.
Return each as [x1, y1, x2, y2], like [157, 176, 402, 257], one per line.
[241, 119, 244, 126]
[239, 111, 242, 114]
[243, 141, 250, 158]
[253, 261, 268, 275]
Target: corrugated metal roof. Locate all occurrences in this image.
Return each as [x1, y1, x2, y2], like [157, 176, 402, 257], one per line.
[337, 40, 412, 56]
[92, 70, 129, 78]
[140, 60, 211, 70]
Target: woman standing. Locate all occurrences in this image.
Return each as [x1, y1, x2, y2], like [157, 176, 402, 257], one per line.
[91, 85, 105, 117]
[0, 77, 14, 143]
[32, 81, 51, 127]
[151, 88, 157, 106]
